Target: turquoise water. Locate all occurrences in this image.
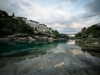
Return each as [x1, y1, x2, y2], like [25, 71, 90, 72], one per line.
[0, 40, 100, 75]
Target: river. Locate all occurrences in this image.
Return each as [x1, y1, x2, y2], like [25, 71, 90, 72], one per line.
[0, 40, 100, 75]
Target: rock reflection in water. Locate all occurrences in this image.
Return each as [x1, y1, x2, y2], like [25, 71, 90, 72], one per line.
[66, 40, 75, 45]
[54, 62, 64, 67]
[0, 41, 60, 68]
[0, 40, 100, 75]
[76, 42, 100, 58]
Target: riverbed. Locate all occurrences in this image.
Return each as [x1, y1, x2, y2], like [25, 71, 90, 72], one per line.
[0, 40, 100, 75]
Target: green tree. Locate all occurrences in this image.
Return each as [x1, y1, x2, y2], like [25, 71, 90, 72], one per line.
[2, 27, 12, 35]
[75, 32, 82, 38]
[81, 27, 87, 38]
[52, 30, 61, 38]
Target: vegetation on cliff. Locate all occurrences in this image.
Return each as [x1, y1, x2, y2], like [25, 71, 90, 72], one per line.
[0, 10, 34, 37]
[0, 10, 62, 39]
[75, 23, 100, 44]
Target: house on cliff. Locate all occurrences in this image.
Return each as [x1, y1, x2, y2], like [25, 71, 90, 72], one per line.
[26, 20, 40, 30]
[26, 19, 53, 34]
[39, 24, 47, 33]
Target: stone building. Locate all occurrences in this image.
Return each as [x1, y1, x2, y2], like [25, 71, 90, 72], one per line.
[27, 20, 40, 30]
[39, 24, 47, 33]
[26, 20, 53, 34]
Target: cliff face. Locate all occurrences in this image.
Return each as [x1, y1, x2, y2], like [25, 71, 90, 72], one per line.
[27, 20, 52, 34]
[0, 10, 66, 42]
[0, 11, 53, 35]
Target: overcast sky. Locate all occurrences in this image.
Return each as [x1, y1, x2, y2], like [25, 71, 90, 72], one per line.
[0, 0, 100, 34]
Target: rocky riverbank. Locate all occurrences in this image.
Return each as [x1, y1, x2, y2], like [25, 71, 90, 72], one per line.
[75, 38, 100, 45]
[0, 33, 55, 42]
[0, 33, 68, 43]
[0, 10, 68, 42]
[75, 41, 100, 58]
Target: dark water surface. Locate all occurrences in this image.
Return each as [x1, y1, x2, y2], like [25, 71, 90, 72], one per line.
[0, 40, 100, 75]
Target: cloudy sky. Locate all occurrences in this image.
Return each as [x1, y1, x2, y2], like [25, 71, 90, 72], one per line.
[0, 0, 100, 34]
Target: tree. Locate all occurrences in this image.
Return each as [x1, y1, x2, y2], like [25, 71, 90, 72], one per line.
[76, 23, 100, 38]
[75, 32, 82, 38]
[81, 27, 87, 38]
[52, 30, 61, 38]
[12, 13, 15, 17]
[0, 10, 8, 16]
[2, 27, 12, 35]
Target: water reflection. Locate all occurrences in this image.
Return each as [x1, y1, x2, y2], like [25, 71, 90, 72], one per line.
[0, 40, 100, 75]
[0, 41, 59, 58]
[69, 49, 85, 56]
[76, 42, 100, 58]
[66, 40, 75, 45]
[54, 62, 64, 67]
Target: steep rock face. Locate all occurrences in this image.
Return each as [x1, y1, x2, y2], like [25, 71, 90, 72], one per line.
[0, 10, 54, 38]
[0, 33, 34, 42]
[0, 10, 67, 42]
[0, 33, 55, 42]
[34, 35, 54, 42]
[26, 20, 53, 36]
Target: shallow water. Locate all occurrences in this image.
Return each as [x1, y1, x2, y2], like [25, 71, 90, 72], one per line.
[0, 40, 100, 75]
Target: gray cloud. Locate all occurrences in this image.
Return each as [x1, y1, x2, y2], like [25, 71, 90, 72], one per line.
[22, 2, 32, 7]
[52, 0, 77, 3]
[70, 0, 77, 3]
[0, 0, 99, 34]
[0, 0, 31, 16]
[58, 28, 81, 34]
[84, 0, 100, 13]
[0, 0, 23, 15]
[60, 0, 100, 28]
[83, 0, 100, 18]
